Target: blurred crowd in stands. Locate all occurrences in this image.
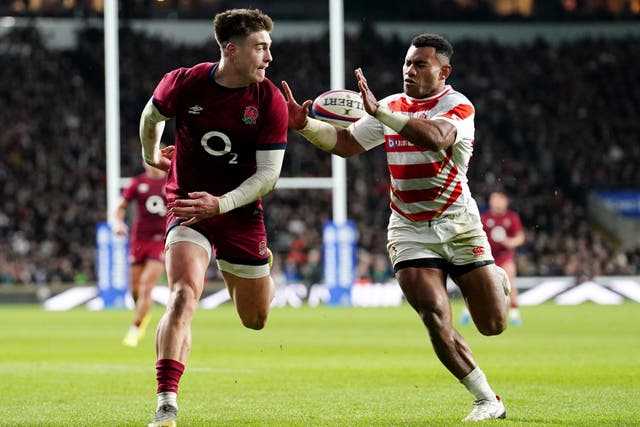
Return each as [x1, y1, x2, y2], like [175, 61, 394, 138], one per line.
[1, 23, 639, 286]
[4, 0, 640, 21]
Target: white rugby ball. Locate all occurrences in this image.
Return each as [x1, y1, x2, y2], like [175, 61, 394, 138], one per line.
[311, 89, 366, 128]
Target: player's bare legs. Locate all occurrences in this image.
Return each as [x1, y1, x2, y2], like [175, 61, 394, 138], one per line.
[157, 241, 209, 362]
[123, 261, 164, 347]
[122, 265, 145, 346]
[397, 267, 478, 378]
[456, 265, 508, 335]
[222, 272, 275, 330]
[149, 240, 208, 427]
[398, 265, 507, 421]
[130, 264, 144, 303]
[136, 260, 164, 325]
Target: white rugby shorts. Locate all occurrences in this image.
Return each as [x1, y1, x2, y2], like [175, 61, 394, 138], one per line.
[387, 205, 494, 271]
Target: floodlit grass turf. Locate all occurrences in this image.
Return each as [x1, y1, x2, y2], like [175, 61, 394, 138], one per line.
[1, 302, 639, 426]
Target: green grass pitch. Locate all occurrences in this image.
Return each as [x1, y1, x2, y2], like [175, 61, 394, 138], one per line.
[1, 301, 638, 426]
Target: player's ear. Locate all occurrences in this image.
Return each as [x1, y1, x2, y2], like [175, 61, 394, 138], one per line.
[223, 41, 236, 58]
[440, 64, 452, 80]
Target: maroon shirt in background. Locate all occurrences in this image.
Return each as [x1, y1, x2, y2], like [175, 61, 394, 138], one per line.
[481, 209, 523, 265]
[121, 173, 167, 243]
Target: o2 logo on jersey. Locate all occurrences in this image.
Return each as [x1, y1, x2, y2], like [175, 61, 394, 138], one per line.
[146, 195, 166, 217]
[201, 131, 238, 164]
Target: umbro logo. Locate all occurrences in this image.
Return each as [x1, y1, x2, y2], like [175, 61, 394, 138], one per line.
[188, 105, 203, 115]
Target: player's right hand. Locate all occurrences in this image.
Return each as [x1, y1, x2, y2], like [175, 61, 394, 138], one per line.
[169, 191, 220, 226]
[281, 81, 313, 130]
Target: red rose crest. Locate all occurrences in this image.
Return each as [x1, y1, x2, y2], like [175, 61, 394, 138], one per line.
[242, 106, 259, 125]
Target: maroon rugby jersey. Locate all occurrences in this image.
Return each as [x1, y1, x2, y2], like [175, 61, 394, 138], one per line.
[152, 62, 288, 211]
[481, 209, 523, 264]
[121, 173, 166, 242]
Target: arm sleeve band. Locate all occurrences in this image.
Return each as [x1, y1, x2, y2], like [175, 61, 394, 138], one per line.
[375, 105, 410, 133]
[299, 117, 338, 152]
[139, 98, 170, 165]
[217, 149, 285, 214]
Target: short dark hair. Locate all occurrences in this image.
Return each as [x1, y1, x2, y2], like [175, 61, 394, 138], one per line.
[411, 33, 453, 60]
[213, 8, 273, 48]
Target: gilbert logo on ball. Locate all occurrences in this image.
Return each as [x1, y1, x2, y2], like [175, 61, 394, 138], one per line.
[311, 89, 366, 128]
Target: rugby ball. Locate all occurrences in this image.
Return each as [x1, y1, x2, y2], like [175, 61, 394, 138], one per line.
[311, 89, 366, 128]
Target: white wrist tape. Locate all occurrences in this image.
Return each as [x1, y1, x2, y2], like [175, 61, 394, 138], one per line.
[376, 105, 410, 133]
[217, 195, 233, 215]
[299, 118, 338, 152]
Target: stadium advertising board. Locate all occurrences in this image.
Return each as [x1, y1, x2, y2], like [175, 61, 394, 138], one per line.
[95, 222, 129, 309]
[596, 190, 640, 218]
[322, 221, 357, 306]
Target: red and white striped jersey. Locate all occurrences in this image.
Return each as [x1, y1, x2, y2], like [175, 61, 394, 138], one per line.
[350, 85, 476, 222]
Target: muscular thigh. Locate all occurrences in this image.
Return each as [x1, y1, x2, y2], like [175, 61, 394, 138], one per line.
[396, 267, 450, 314]
[164, 240, 210, 299]
[455, 265, 505, 316]
[223, 271, 273, 307]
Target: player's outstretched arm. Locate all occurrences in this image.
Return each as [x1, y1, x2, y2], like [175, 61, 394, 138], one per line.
[281, 81, 365, 158]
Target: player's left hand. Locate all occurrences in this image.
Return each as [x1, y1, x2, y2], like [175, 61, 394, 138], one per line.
[169, 191, 220, 226]
[355, 68, 379, 116]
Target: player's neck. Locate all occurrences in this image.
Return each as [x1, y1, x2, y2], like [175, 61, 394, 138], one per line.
[214, 60, 251, 89]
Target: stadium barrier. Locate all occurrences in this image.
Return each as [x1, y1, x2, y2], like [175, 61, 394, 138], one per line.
[2, 275, 640, 309]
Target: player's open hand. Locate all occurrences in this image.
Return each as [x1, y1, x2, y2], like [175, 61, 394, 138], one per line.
[355, 68, 379, 116]
[281, 81, 313, 130]
[169, 191, 220, 226]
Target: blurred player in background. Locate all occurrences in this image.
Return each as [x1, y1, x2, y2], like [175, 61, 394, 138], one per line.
[461, 191, 525, 325]
[112, 161, 167, 347]
[139, 8, 287, 427]
[283, 33, 510, 422]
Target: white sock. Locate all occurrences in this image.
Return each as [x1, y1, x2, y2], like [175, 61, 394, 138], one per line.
[157, 391, 178, 410]
[460, 367, 497, 401]
[510, 308, 521, 319]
